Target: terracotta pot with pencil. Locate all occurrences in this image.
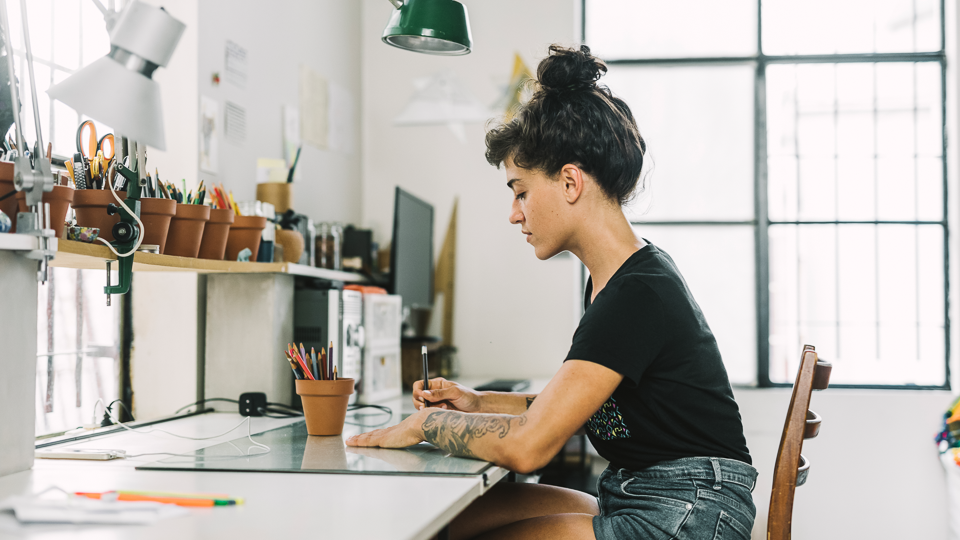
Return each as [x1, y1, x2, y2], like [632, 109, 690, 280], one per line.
[287, 343, 352, 436]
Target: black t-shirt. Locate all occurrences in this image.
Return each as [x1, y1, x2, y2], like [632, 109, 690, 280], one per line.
[565, 241, 751, 470]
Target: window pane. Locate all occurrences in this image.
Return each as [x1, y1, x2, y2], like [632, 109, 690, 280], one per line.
[13, 56, 51, 152]
[605, 65, 755, 221]
[53, 0, 80, 71]
[767, 62, 943, 222]
[769, 224, 945, 385]
[23, 0, 53, 62]
[762, 0, 941, 55]
[79, 0, 110, 64]
[36, 268, 120, 435]
[637, 225, 756, 385]
[586, 0, 757, 59]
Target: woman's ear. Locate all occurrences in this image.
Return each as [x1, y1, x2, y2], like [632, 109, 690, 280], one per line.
[559, 164, 584, 204]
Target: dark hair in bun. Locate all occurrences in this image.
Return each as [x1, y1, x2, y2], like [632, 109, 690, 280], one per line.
[485, 45, 646, 206]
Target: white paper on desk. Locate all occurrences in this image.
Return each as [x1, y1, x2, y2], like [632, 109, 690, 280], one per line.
[0, 495, 187, 524]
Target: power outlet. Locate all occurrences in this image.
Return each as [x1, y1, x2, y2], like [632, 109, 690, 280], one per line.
[238, 392, 267, 417]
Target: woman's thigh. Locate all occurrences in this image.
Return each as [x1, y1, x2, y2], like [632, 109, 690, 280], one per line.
[450, 482, 599, 540]
[474, 513, 596, 540]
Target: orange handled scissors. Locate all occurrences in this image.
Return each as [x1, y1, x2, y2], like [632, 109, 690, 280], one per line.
[76, 120, 115, 161]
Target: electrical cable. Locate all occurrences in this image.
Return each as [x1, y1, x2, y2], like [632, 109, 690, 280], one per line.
[124, 417, 270, 461]
[96, 170, 145, 257]
[173, 398, 239, 415]
[344, 404, 393, 427]
[106, 399, 135, 422]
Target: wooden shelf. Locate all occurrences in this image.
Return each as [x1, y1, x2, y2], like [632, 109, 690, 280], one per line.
[41, 238, 367, 282]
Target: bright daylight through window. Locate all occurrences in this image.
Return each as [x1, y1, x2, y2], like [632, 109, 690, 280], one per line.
[5, 0, 121, 435]
[586, 0, 949, 388]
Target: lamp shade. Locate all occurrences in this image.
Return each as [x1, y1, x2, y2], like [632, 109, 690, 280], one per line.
[48, 57, 166, 150]
[46, 1, 184, 150]
[382, 0, 472, 56]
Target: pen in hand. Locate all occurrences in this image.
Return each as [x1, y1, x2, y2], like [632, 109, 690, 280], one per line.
[421, 345, 429, 409]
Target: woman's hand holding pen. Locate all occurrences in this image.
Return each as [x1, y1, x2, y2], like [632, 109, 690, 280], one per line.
[413, 378, 482, 413]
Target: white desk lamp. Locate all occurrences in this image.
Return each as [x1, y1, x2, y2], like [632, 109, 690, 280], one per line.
[48, 0, 185, 152]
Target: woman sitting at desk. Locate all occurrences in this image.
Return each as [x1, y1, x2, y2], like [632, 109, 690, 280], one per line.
[346, 44, 756, 540]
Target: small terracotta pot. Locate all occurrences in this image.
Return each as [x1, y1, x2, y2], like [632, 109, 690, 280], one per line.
[138, 198, 177, 253]
[0, 161, 15, 233]
[73, 189, 127, 242]
[225, 215, 267, 262]
[164, 203, 210, 257]
[197, 208, 235, 260]
[296, 378, 354, 436]
[16, 185, 75, 238]
[275, 229, 304, 263]
[256, 182, 292, 214]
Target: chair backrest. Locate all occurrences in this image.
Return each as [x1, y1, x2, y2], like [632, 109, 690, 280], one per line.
[767, 344, 832, 540]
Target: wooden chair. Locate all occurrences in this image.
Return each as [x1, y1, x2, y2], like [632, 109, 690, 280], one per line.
[768, 344, 832, 540]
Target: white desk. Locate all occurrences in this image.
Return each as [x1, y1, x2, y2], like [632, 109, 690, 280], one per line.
[0, 398, 508, 540]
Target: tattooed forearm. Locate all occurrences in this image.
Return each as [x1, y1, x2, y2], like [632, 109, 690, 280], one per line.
[525, 396, 535, 409]
[422, 411, 525, 459]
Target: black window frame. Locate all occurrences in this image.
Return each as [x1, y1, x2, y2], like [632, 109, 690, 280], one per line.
[582, 0, 950, 390]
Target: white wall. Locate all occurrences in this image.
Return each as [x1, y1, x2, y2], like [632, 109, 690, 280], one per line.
[196, 0, 362, 224]
[739, 388, 951, 539]
[361, 0, 581, 379]
[130, 0, 363, 420]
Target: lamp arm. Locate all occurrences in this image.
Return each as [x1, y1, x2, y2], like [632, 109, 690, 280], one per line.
[18, 0, 44, 156]
[387, 0, 404, 8]
[89, 0, 121, 31]
[0, 0, 25, 153]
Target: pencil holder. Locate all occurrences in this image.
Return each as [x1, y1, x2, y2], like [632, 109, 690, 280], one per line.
[72, 189, 126, 242]
[275, 229, 304, 263]
[16, 184, 74, 238]
[164, 203, 210, 257]
[256, 182, 291, 214]
[138, 198, 177, 253]
[225, 215, 267, 262]
[296, 378, 354, 436]
[197, 208, 235, 260]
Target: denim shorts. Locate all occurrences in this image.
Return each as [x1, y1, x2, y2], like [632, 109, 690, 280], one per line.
[593, 457, 758, 540]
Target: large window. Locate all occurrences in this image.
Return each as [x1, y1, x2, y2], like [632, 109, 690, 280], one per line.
[585, 0, 949, 388]
[5, 0, 122, 434]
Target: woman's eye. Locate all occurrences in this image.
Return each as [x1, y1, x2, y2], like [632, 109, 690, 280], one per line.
[515, 192, 526, 201]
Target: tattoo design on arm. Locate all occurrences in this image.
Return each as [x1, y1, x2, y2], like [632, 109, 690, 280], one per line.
[525, 396, 535, 409]
[422, 411, 526, 459]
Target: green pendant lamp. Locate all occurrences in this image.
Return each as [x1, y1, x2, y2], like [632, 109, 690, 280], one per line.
[382, 0, 472, 56]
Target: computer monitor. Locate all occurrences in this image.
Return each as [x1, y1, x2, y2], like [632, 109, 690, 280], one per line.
[390, 187, 434, 315]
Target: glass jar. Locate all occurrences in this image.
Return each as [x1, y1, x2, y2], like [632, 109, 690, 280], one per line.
[315, 222, 342, 270]
[330, 223, 343, 270]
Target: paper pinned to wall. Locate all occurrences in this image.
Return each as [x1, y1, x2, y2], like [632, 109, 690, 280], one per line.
[299, 65, 328, 149]
[394, 70, 491, 143]
[327, 83, 355, 155]
[494, 53, 534, 122]
[257, 158, 288, 184]
[224, 101, 246, 144]
[199, 95, 219, 174]
[224, 40, 247, 89]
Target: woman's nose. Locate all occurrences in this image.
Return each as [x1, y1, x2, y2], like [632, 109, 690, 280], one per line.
[509, 203, 523, 224]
